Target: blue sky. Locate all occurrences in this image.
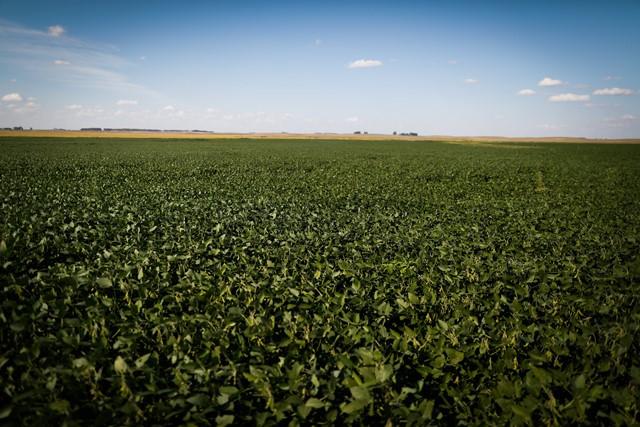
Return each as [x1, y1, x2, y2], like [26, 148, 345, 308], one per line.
[1, 0, 639, 137]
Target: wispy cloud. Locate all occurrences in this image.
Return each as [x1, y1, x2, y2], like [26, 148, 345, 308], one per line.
[116, 99, 138, 106]
[603, 75, 621, 81]
[517, 89, 536, 96]
[48, 25, 65, 37]
[548, 93, 590, 102]
[538, 77, 563, 87]
[603, 114, 638, 127]
[348, 59, 383, 69]
[538, 123, 563, 130]
[14, 100, 39, 113]
[2, 92, 23, 102]
[0, 19, 157, 96]
[65, 105, 105, 117]
[464, 78, 479, 84]
[345, 116, 359, 122]
[593, 87, 634, 96]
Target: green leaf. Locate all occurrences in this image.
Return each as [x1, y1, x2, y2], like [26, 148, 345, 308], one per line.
[219, 386, 239, 395]
[0, 405, 12, 419]
[114, 356, 127, 374]
[408, 292, 420, 304]
[305, 397, 325, 408]
[530, 366, 552, 385]
[350, 386, 371, 402]
[511, 404, 531, 420]
[446, 349, 464, 365]
[341, 399, 369, 414]
[72, 357, 90, 369]
[134, 353, 151, 369]
[96, 277, 113, 288]
[216, 415, 234, 426]
[187, 394, 209, 407]
[375, 364, 393, 383]
[420, 400, 434, 420]
[49, 400, 70, 414]
[574, 374, 586, 390]
[288, 287, 300, 297]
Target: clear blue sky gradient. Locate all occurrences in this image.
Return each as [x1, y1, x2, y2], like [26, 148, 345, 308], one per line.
[1, 0, 639, 137]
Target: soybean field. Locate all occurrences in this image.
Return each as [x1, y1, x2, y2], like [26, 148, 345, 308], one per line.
[1, 137, 639, 426]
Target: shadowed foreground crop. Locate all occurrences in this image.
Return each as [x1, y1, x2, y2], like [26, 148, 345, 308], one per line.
[1, 137, 639, 425]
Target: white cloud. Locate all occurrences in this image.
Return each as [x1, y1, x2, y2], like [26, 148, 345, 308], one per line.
[2, 92, 23, 102]
[346, 116, 359, 122]
[53, 59, 70, 65]
[593, 87, 634, 96]
[116, 99, 138, 106]
[548, 93, 590, 102]
[48, 25, 65, 37]
[517, 89, 536, 96]
[348, 59, 383, 69]
[162, 105, 175, 111]
[66, 104, 83, 110]
[464, 78, 478, 84]
[604, 76, 621, 81]
[538, 77, 563, 87]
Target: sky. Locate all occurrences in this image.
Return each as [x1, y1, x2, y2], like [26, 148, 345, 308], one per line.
[1, 0, 639, 137]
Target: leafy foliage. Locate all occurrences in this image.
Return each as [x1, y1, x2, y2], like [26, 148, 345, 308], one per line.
[1, 137, 639, 425]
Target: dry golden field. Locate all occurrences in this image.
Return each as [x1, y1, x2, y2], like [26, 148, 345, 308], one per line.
[1, 129, 639, 143]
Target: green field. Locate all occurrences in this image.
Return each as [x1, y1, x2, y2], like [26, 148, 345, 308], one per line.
[1, 137, 639, 425]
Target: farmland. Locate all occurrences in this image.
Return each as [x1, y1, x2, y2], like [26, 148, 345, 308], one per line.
[1, 137, 639, 425]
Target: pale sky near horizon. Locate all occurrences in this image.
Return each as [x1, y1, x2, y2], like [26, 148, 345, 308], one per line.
[1, 0, 639, 137]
